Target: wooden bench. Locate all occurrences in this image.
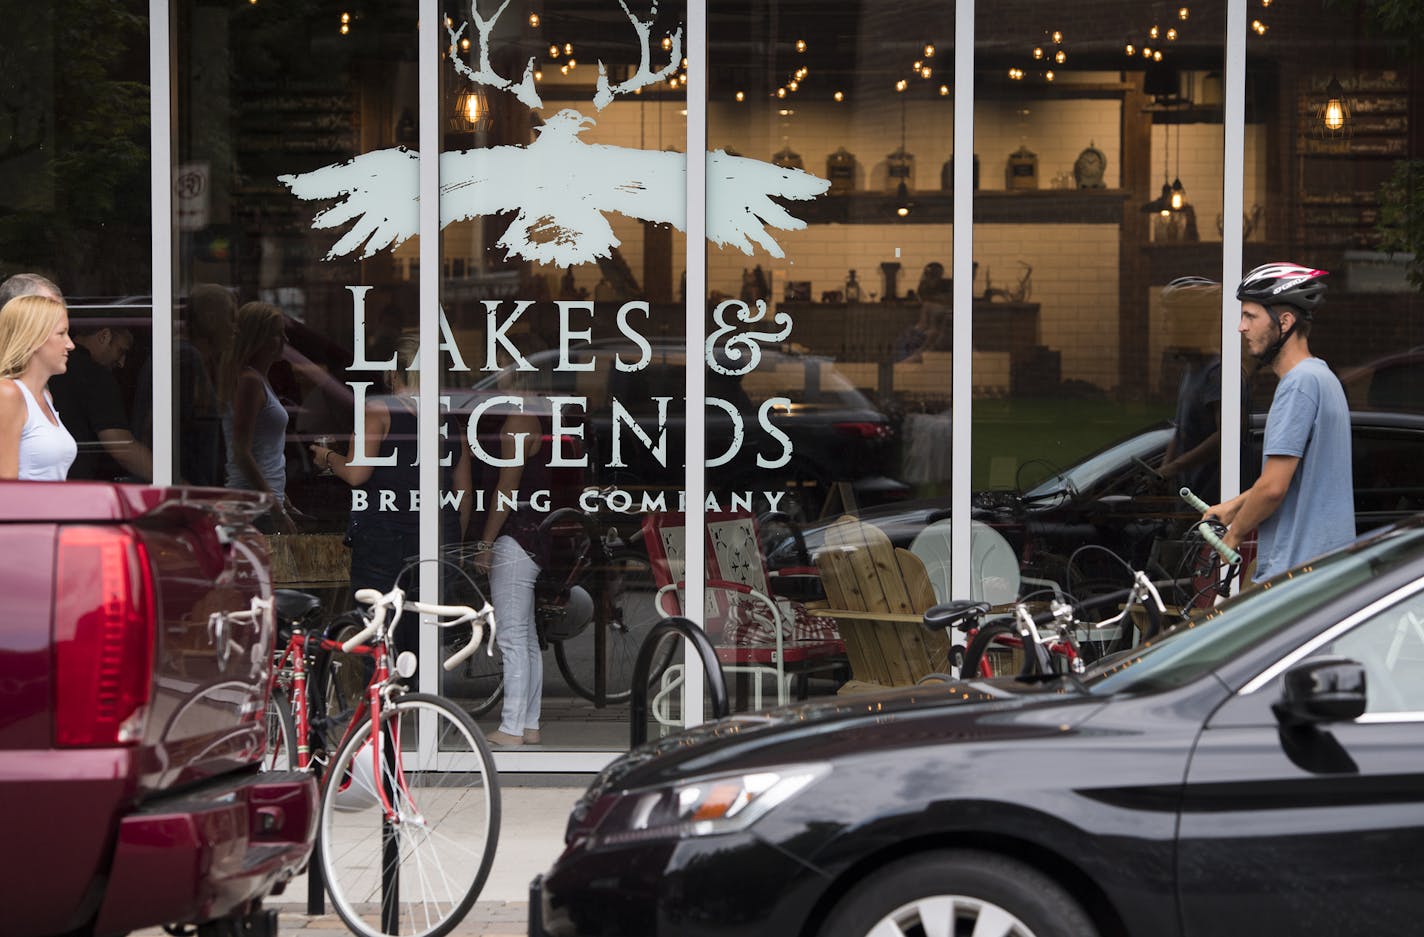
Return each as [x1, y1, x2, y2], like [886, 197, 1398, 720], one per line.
[813, 517, 950, 691]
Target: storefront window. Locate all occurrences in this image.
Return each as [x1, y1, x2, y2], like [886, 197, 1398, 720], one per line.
[705, 4, 957, 712]
[5, 0, 1422, 767]
[971, 2, 1227, 614]
[1247, 2, 1424, 541]
[0, 1, 152, 476]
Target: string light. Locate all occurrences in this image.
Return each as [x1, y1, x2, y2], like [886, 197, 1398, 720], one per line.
[924, 44, 936, 58]
[1142, 46, 1153, 58]
[776, 87, 787, 98]
[549, 44, 560, 57]
[895, 78, 908, 92]
[560, 63, 569, 75]
[795, 38, 807, 52]
[833, 90, 844, 102]
[566, 57, 576, 68]
[939, 85, 949, 96]
[921, 65, 933, 78]
[1008, 67, 1024, 80]
[1166, 28, 1177, 40]
[528, 12, 540, 27]
[1054, 50, 1066, 64]
[563, 43, 573, 55]
[1251, 19, 1268, 34]
[1033, 47, 1044, 60]
[788, 80, 799, 91]
[1149, 25, 1159, 39]
[1052, 30, 1063, 42]
[1045, 70, 1055, 81]
[661, 36, 672, 51]
[1179, 6, 1190, 19]
[1153, 50, 1163, 61]
[1125, 42, 1135, 56]
[735, 90, 745, 102]
[534, 69, 543, 81]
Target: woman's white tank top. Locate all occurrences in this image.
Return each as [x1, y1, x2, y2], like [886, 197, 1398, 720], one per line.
[12, 379, 76, 481]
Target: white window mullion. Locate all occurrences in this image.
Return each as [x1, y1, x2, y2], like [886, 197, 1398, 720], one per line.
[1220, 0, 1247, 502]
[950, 0, 975, 600]
[682, 0, 708, 727]
[417, 0, 441, 705]
[150, 0, 173, 486]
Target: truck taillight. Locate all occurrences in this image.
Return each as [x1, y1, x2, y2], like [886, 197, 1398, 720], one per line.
[54, 526, 156, 747]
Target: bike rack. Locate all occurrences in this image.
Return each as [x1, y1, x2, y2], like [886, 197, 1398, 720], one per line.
[629, 617, 730, 748]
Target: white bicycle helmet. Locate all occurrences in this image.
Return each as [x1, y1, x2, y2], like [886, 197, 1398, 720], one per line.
[1236, 262, 1328, 362]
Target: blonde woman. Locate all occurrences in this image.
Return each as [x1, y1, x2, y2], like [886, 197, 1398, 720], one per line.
[0, 295, 77, 480]
[219, 302, 295, 532]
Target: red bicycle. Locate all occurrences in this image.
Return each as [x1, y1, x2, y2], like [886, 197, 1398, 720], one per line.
[262, 584, 500, 937]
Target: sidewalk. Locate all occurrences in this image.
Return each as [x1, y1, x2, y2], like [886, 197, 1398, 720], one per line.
[134, 782, 586, 937]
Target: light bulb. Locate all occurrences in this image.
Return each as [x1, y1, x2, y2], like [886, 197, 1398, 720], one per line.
[341, 11, 350, 23]
[1045, 70, 1055, 81]
[1033, 47, 1043, 60]
[1167, 28, 1177, 40]
[788, 80, 799, 91]
[939, 85, 949, 96]
[735, 90, 745, 102]
[528, 13, 540, 27]
[661, 36, 672, 51]
[921, 66, 933, 78]
[1052, 30, 1063, 43]
[567, 58, 576, 69]
[1055, 50, 1066, 64]
[1252, 20, 1267, 34]
[1143, 46, 1152, 58]
[564, 43, 573, 54]
[549, 44, 559, 57]
[461, 37, 471, 50]
[1125, 43, 1135, 56]
[925, 44, 936, 58]
[1179, 6, 1190, 19]
[796, 39, 807, 52]
[833, 91, 844, 102]
[777, 87, 786, 98]
[1150, 25, 1159, 39]
[895, 79, 908, 92]
[1153, 50, 1163, 61]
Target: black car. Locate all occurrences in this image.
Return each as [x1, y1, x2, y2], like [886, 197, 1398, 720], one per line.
[534, 517, 1424, 937]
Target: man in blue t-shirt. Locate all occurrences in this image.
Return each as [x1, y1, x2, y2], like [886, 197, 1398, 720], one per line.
[1205, 263, 1354, 581]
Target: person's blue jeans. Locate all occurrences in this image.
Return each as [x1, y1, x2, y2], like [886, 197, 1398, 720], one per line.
[491, 535, 541, 736]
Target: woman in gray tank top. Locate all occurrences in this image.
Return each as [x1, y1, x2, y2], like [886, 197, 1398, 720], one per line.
[219, 301, 296, 532]
[0, 294, 78, 481]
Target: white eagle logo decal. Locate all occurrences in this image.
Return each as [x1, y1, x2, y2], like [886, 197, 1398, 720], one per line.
[279, 0, 829, 268]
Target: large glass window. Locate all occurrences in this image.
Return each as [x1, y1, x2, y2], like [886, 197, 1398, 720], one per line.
[971, 2, 1227, 610]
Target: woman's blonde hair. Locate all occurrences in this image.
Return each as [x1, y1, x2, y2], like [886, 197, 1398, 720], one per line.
[218, 301, 285, 406]
[0, 295, 66, 379]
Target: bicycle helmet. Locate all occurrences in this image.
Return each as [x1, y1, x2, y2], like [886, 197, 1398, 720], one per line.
[1236, 263, 1328, 364]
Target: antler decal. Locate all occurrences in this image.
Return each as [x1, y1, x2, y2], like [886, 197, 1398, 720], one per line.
[447, 0, 543, 110]
[593, 0, 683, 110]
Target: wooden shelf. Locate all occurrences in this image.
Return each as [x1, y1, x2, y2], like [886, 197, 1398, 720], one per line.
[788, 189, 1130, 225]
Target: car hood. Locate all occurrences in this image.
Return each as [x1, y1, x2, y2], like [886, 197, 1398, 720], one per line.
[570, 677, 1106, 835]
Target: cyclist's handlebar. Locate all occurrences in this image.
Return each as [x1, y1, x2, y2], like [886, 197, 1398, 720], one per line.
[1179, 487, 1243, 566]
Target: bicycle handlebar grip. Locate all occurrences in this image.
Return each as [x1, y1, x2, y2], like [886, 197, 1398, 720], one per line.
[1179, 486, 1211, 514]
[1195, 521, 1243, 566]
[354, 588, 384, 606]
[443, 624, 486, 672]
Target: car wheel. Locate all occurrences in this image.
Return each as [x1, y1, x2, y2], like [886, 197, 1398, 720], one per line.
[819, 851, 1098, 937]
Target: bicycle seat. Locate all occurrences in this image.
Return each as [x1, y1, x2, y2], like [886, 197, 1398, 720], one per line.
[274, 589, 322, 638]
[922, 600, 992, 632]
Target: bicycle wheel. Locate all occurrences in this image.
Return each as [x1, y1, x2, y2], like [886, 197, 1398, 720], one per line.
[554, 550, 672, 703]
[443, 622, 504, 718]
[319, 692, 500, 937]
[263, 687, 298, 771]
[959, 621, 1026, 678]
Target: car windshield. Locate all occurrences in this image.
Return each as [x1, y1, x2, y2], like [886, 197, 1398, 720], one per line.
[1081, 524, 1424, 696]
[1022, 426, 1172, 500]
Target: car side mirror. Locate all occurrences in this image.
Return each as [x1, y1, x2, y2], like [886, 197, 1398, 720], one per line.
[1272, 657, 1367, 727]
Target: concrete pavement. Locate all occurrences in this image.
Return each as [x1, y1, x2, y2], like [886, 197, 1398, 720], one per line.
[134, 780, 588, 937]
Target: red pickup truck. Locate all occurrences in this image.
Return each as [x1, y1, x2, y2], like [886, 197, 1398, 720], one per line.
[0, 482, 316, 937]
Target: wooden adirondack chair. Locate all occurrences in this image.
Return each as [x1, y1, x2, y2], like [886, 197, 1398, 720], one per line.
[812, 516, 950, 690]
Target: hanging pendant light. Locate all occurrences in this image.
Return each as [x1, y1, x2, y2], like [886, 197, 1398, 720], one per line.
[1318, 76, 1351, 136]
